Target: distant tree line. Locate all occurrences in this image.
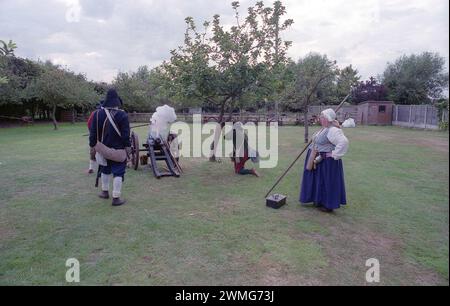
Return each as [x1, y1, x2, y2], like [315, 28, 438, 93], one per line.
[1, 1, 448, 129]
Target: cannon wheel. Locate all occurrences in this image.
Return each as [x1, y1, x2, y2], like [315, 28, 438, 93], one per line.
[130, 131, 140, 170]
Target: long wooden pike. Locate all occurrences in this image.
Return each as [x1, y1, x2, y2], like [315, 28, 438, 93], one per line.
[129, 123, 150, 129]
[264, 94, 350, 199]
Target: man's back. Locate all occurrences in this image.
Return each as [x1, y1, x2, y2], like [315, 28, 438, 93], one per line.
[89, 108, 130, 150]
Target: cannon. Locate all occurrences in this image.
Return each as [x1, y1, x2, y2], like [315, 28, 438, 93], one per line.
[128, 131, 182, 179]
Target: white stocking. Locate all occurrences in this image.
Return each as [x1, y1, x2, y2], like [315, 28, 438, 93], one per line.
[101, 173, 111, 192]
[112, 177, 123, 199]
[89, 160, 96, 170]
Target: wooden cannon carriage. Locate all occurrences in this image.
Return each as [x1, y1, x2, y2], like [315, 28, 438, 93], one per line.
[128, 131, 182, 179]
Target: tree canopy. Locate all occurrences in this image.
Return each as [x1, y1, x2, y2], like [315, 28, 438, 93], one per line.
[0, 40, 17, 57]
[113, 66, 167, 112]
[351, 76, 388, 104]
[1, 41, 102, 127]
[0, 55, 40, 106]
[1, 7, 449, 129]
[160, 1, 294, 120]
[282, 53, 336, 111]
[23, 61, 101, 129]
[382, 52, 449, 105]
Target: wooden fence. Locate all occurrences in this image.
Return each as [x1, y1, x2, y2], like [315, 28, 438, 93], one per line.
[127, 107, 356, 126]
[308, 105, 359, 122]
[95, 104, 449, 130]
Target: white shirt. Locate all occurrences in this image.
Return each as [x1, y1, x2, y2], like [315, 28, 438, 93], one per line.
[327, 127, 349, 160]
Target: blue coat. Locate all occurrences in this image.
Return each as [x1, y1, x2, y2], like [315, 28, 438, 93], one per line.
[89, 108, 130, 150]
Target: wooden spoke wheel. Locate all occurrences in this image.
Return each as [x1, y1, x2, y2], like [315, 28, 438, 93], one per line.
[130, 131, 140, 171]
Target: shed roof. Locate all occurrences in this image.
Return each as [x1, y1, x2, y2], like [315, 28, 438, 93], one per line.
[358, 100, 394, 105]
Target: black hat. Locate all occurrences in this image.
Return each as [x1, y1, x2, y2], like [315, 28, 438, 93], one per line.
[103, 89, 122, 108]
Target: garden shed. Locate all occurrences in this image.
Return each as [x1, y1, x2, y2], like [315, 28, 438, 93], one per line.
[357, 101, 394, 125]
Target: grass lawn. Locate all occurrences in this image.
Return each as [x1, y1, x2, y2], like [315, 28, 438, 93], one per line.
[0, 123, 448, 285]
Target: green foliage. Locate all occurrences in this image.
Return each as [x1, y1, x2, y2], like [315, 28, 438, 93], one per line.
[0, 55, 41, 106]
[19, 61, 100, 129]
[282, 56, 359, 111]
[0, 39, 17, 56]
[24, 61, 100, 109]
[336, 65, 360, 103]
[282, 53, 339, 111]
[161, 1, 293, 117]
[1, 41, 100, 123]
[113, 66, 164, 112]
[94, 82, 109, 96]
[436, 99, 449, 130]
[382, 52, 449, 105]
[0, 76, 8, 84]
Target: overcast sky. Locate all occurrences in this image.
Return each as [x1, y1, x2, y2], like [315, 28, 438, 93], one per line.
[1, 0, 448, 83]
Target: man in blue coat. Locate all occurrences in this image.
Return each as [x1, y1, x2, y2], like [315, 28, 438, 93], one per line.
[89, 89, 130, 206]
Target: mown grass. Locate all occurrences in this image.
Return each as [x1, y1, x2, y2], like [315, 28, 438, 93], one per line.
[0, 123, 448, 285]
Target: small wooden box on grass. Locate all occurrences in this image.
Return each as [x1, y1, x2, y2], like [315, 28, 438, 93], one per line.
[266, 194, 287, 209]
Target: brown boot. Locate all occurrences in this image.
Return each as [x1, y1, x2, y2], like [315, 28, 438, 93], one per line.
[98, 191, 110, 199]
[112, 198, 126, 206]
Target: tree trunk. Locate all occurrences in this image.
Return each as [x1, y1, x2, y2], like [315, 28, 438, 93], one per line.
[304, 111, 309, 143]
[52, 104, 58, 130]
[71, 106, 76, 124]
[218, 98, 227, 123]
[275, 100, 279, 123]
[227, 109, 234, 122]
[227, 97, 235, 122]
[29, 103, 35, 121]
[209, 97, 230, 161]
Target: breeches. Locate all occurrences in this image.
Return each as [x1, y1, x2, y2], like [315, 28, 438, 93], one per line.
[101, 160, 126, 180]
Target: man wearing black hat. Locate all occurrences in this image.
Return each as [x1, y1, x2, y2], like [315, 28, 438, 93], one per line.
[89, 89, 130, 206]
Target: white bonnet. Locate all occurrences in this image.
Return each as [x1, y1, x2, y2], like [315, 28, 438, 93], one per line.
[321, 108, 337, 122]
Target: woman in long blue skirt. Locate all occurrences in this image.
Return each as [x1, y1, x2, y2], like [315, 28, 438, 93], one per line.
[299, 109, 349, 213]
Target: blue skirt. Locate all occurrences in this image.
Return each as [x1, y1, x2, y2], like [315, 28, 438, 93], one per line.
[299, 149, 347, 210]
